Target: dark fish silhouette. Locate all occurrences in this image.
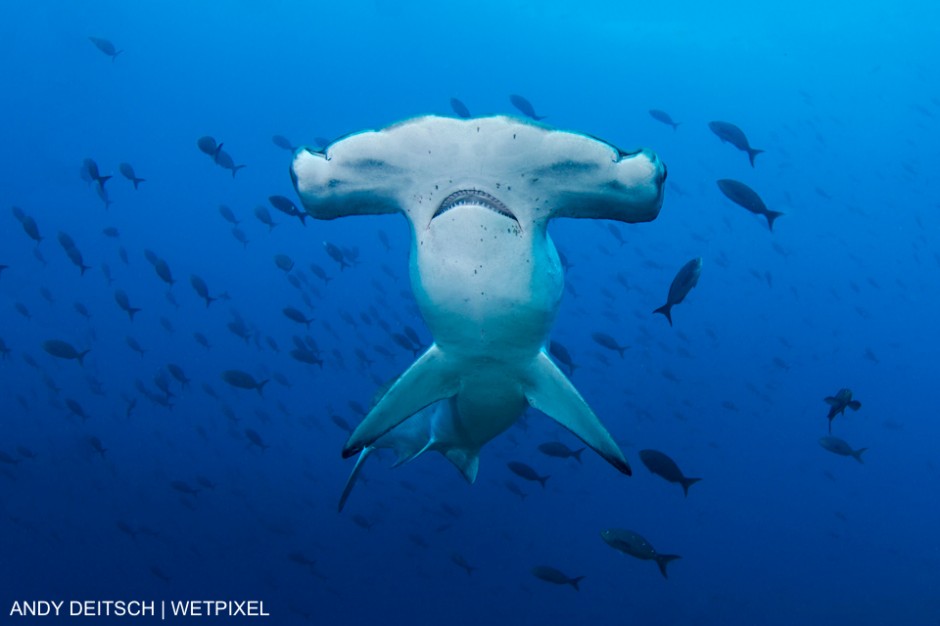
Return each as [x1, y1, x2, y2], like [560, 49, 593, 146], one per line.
[819, 436, 867, 463]
[274, 254, 294, 273]
[639, 449, 701, 496]
[449, 98, 471, 118]
[42, 339, 89, 366]
[221, 370, 268, 395]
[507, 461, 549, 487]
[283, 307, 313, 328]
[509, 94, 546, 120]
[254, 206, 277, 231]
[601, 528, 680, 579]
[89, 37, 122, 61]
[114, 289, 141, 321]
[215, 149, 246, 177]
[119, 163, 145, 189]
[218, 204, 239, 225]
[591, 331, 627, 357]
[649, 109, 680, 130]
[81, 158, 111, 188]
[548, 340, 576, 375]
[824, 388, 862, 432]
[653, 257, 702, 326]
[189, 275, 216, 307]
[717, 179, 783, 231]
[708, 121, 763, 166]
[531, 566, 585, 590]
[272, 135, 296, 151]
[269, 195, 307, 226]
[197, 136, 223, 161]
[538, 442, 584, 463]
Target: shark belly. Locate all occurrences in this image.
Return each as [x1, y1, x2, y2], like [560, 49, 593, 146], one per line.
[410, 204, 563, 361]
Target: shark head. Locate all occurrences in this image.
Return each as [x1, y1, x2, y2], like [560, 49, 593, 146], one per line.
[291, 116, 665, 507]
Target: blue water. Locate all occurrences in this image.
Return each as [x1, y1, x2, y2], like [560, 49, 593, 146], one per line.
[2, 1, 938, 624]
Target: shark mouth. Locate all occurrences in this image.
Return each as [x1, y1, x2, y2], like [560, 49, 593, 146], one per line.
[431, 189, 518, 225]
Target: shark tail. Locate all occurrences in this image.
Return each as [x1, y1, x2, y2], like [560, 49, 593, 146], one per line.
[524, 351, 631, 476]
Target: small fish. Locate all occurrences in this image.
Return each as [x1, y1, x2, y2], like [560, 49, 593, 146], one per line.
[152, 258, 175, 287]
[649, 109, 680, 130]
[450, 553, 476, 576]
[538, 442, 584, 463]
[89, 36, 122, 61]
[309, 263, 331, 284]
[114, 289, 141, 321]
[119, 162, 145, 189]
[88, 436, 107, 458]
[449, 98, 471, 118]
[708, 120, 764, 166]
[125, 336, 146, 358]
[823, 388, 862, 432]
[283, 307, 314, 328]
[509, 94, 546, 120]
[507, 461, 549, 487]
[102, 227, 120, 238]
[218, 204, 240, 225]
[819, 436, 867, 463]
[548, 340, 576, 375]
[590, 331, 628, 357]
[717, 179, 783, 231]
[653, 257, 702, 326]
[272, 134, 296, 151]
[215, 149, 246, 177]
[42, 339, 90, 366]
[221, 370, 268, 396]
[639, 449, 701, 496]
[193, 332, 211, 350]
[601, 528, 680, 579]
[81, 158, 112, 188]
[231, 227, 249, 247]
[274, 254, 295, 273]
[197, 136, 223, 161]
[166, 364, 190, 388]
[190, 275, 216, 307]
[531, 566, 584, 590]
[245, 428, 270, 451]
[504, 480, 527, 500]
[66, 399, 90, 421]
[170, 480, 199, 496]
[269, 195, 307, 226]
[323, 242, 350, 270]
[254, 206, 277, 231]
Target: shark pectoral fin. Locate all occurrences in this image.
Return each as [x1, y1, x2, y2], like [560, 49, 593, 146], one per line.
[338, 447, 374, 513]
[442, 447, 480, 484]
[343, 345, 458, 458]
[525, 352, 631, 476]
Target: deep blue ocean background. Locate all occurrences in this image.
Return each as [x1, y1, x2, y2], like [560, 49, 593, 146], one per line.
[2, 1, 938, 624]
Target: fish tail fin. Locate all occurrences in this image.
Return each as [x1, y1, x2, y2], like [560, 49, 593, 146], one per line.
[747, 148, 764, 167]
[80, 263, 91, 276]
[537, 474, 550, 488]
[338, 447, 374, 512]
[572, 447, 585, 463]
[132, 177, 145, 190]
[766, 211, 784, 232]
[852, 448, 867, 464]
[848, 400, 862, 411]
[77, 349, 91, 367]
[97, 175, 112, 188]
[128, 307, 141, 321]
[671, 122, 680, 131]
[256, 380, 269, 396]
[343, 344, 458, 458]
[298, 213, 308, 226]
[656, 554, 681, 579]
[112, 50, 123, 61]
[681, 477, 702, 497]
[569, 576, 586, 591]
[653, 304, 673, 326]
[205, 296, 216, 308]
[617, 347, 626, 358]
[232, 165, 247, 178]
[525, 351, 631, 476]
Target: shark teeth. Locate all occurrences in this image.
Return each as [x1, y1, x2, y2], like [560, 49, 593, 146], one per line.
[432, 189, 518, 224]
